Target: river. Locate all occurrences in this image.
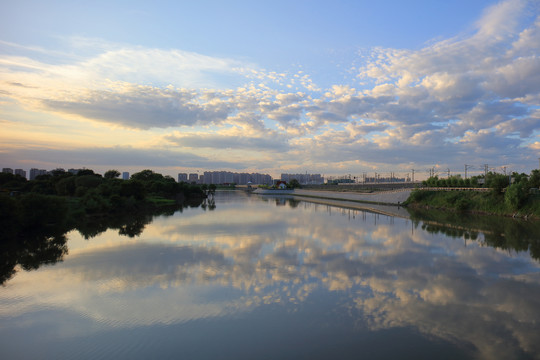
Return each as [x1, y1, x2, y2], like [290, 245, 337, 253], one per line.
[1, 191, 539, 359]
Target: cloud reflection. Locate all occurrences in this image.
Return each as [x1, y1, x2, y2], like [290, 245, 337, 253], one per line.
[1, 196, 539, 359]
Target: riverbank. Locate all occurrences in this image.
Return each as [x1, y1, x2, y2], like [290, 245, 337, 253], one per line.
[254, 188, 411, 205]
[253, 188, 412, 218]
[292, 188, 411, 205]
[404, 189, 540, 220]
[253, 187, 540, 221]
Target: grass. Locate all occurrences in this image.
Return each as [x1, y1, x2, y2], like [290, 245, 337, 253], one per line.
[405, 189, 540, 218]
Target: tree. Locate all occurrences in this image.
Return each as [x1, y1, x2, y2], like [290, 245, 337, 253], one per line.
[104, 170, 121, 179]
[505, 181, 528, 211]
[131, 170, 164, 182]
[55, 176, 76, 196]
[75, 175, 103, 190]
[288, 179, 301, 189]
[485, 172, 509, 193]
[528, 169, 540, 189]
[77, 169, 96, 177]
[120, 180, 146, 200]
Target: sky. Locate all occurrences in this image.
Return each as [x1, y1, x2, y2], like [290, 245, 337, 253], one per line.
[1, 0, 539, 180]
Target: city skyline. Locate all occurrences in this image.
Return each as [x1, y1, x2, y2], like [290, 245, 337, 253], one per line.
[3, 163, 529, 184]
[1, 0, 539, 179]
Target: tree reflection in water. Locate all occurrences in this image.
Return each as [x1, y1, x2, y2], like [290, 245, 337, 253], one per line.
[407, 208, 540, 261]
[1, 193, 539, 360]
[0, 198, 205, 285]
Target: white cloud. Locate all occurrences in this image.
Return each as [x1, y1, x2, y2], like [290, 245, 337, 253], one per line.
[1, 0, 539, 175]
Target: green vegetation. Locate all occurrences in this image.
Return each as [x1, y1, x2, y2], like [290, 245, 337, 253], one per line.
[407, 207, 540, 261]
[1, 168, 207, 215]
[258, 179, 301, 190]
[288, 179, 301, 189]
[0, 169, 216, 284]
[406, 170, 540, 218]
[0, 168, 211, 236]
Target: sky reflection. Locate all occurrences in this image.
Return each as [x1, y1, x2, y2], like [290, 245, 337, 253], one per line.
[1, 192, 539, 359]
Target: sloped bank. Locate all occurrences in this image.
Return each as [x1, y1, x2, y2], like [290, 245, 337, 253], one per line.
[291, 188, 412, 205]
[253, 188, 411, 205]
[404, 189, 540, 220]
[253, 188, 412, 217]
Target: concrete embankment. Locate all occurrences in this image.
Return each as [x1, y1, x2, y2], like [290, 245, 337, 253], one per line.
[253, 188, 413, 218]
[292, 188, 412, 205]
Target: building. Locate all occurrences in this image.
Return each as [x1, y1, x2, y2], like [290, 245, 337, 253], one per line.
[203, 171, 273, 185]
[14, 169, 27, 179]
[29, 168, 47, 180]
[122, 172, 130, 180]
[188, 173, 199, 183]
[178, 173, 188, 182]
[2, 168, 13, 174]
[281, 173, 324, 185]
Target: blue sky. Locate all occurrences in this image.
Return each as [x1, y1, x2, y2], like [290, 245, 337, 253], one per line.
[1, 0, 539, 179]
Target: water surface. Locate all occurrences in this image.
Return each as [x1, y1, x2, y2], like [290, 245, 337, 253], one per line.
[1, 191, 539, 359]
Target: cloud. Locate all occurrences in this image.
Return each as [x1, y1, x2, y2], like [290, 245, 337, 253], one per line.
[474, 0, 528, 39]
[486, 55, 540, 99]
[0, 145, 242, 169]
[495, 115, 540, 138]
[41, 85, 233, 129]
[165, 132, 290, 152]
[1, 0, 539, 175]
[2, 197, 539, 358]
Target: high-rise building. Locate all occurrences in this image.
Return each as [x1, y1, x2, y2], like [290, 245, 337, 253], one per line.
[188, 173, 198, 183]
[2, 168, 13, 174]
[14, 169, 26, 179]
[29, 168, 47, 180]
[281, 173, 324, 185]
[178, 173, 188, 182]
[202, 171, 272, 185]
[122, 172, 130, 180]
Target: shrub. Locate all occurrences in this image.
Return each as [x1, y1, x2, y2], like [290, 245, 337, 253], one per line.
[505, 181, 528, 211]
[456, 198, 471, 211]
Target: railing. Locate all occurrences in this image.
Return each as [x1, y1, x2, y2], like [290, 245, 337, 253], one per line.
[417, 187, 492, 192]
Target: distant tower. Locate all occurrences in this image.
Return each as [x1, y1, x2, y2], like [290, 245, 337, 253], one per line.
[122, 172, 129, 180]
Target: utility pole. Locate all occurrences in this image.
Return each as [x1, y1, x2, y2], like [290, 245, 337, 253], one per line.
[464, 164, 470, 179]
[447, 168, 450, 178]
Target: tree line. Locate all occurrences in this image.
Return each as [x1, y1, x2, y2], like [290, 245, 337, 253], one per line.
[410, 169, 540, 215]
[0, 169, 216, 285]
[0, 168, 218, 236]
[1, 168, 214, 211]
